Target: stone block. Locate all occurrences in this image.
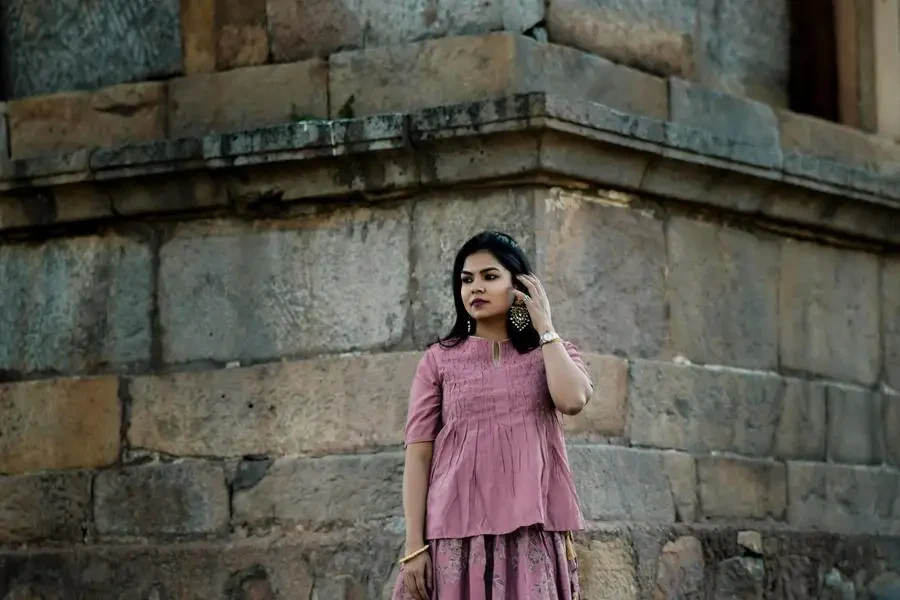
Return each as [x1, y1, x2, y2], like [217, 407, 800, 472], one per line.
[128, 352, 419, 456]
[885, 258, 900, 390]
[660, 451, 697, 523]
[0, 0, 182, 99]
[0, 235, 152, 375]
[697, 456, 786, 520]
[0, 471, 91, 543]
[94, 461, 229, 536]
[654, 536, 705, 600]
[714, 557, 765, 599]
[232, 454, 404, 525]
[7, 82, 167, 159]
[778, 110, 900, 175]
[779, 239, 880, 385]
[159, 207, 409, 364]
[578, 537, 639, 600]
[180, 0, 216, 74]
[216, 0, 269, 69]
[168, 60, 328, 137]
[629, 361, 800, 457]
[567, 445, 676, 522]
[787, 461, 900, 534]
[547, 0, 696, 77]
[827, 385, 884, 465]
[535, 189, 667, 357]
[667, 78, 783, 169]
[411, 188, 535, 346]
[267, 0, 543, 62]
[417, 133, 542, 186]
[104, 173, 225, 216]
[772, 379, 827, 461]
[0, 377, 120, 474]
[667, 217, 779, 369]
[886, 394, 900, 468]
[696, 0, 790, 106]
[564, 354, 628, 438]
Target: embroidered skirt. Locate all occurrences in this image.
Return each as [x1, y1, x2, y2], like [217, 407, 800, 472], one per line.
[392, 526, 580, 600]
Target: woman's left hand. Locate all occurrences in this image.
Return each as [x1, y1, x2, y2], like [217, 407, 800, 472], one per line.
[514, 273, 554, 334]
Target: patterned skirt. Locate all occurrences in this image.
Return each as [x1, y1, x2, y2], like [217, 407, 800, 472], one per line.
[392, 526, 581, 600]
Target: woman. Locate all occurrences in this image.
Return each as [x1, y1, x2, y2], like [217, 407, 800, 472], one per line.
[392, 231, 593, 600]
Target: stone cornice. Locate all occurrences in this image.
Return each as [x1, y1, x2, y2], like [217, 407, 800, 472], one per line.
[2, 93, 899, 244]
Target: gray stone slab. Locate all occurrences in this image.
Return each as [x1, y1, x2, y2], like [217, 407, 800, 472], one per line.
[698, 456, 786, 520]
[667, 78, 783, 169]
[232, 453, 404, 524]
[787, 461, 900, 535]
[94, 461, 229, 536]
[779, 240, 881, 385]
[1, 0, 183, 98]
[411, 188, 536, 346]
[885, 259, 900, 391]
[90, 138, 204, 171]
[0, 235, 152, 375]
[887, 394, 900, 469]
[159, 207, 410, 364]
[567, 445, 676, 522]
[783, 151, 886, 196]
[827, 385, 885, 465]
[536, 189, 667, 357]
[0, 471, 91, 543]
[667, 217, 779, 369]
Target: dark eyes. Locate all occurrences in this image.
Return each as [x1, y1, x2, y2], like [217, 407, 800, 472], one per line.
[461, 274, 498, 284]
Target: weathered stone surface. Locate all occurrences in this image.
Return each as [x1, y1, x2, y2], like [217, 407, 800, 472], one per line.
[129, 352, 419, 456]
[654, 536, 704, 600]
[94, 461, 229, 536]
[232, 454, 404, 524]
[216, 0, 269, 69]
[667, 217, 778, 368]
[697, 0, 789, 106]
[159, 207, 409, 364]
[7, 82, 166, 159]
[0, 184, 114, 233]
[667, 78, 783, 169]
[821, 568, 856, 600]
[568, 445, 676, 522]
[536, 189, 667, 357]
[0, 377, 120, 474]
[267, 0, 543, 62]
[539, 130, 656, 190]
[869, 573, 900, 600]
[697, 456, 786, 520]
[787, 461, 900, 534]
[630, 361, 826, 459]
[564, 354, 628, 438]
[411, 188, 535, 345]
[0, 0, 182, 99]
[827, 385, 884, 465]
[180, 0, 216, 74]
[578, 537, 639, 600]
[779, 240, 880, 385]
[887, 393, 900, 468]
[0, 235, 152, 375]
[737, 530, 762, 555]
[102, 174, 224, 216]
[547, 0, 696, 77]
[0, 471, 91, 543]
[168, 60, 328, 137]
[661, 452, 697, 523]
[885, 259, 900, 390]
[0, 528, 402, 599]
[714, 556, 765, 600]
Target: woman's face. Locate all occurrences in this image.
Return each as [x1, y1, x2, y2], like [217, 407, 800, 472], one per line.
[460, 250, 515, 322]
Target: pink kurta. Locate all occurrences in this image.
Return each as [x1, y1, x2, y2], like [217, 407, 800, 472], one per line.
[404, 336, 587, 540]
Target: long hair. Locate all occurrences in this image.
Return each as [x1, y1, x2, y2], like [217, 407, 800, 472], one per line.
[437, 231, 540, 354]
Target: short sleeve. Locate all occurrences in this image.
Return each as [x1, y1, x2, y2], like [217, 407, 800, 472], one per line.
[404, 347, 442, 446]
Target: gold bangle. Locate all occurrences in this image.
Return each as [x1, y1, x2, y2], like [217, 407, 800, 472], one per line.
[399, 544, 430, 564]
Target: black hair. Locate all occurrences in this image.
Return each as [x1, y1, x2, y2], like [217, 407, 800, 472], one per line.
[436, 231, 540, 354]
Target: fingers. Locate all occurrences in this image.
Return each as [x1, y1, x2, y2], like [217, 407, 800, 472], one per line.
[425, 555, 433, 591]
[415, 570, 428, 599]
[512, 289, 532, 305]
[516, 274, 538, 297]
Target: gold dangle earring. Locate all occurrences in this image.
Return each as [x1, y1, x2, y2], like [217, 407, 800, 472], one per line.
[509, 298, 530, 332]
[467, 318, 474, 334]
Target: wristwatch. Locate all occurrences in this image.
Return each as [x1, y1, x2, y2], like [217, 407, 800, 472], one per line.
[539, 330, 561, 346]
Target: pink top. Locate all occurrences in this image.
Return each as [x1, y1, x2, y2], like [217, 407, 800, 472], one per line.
[405, 336, 587, 540]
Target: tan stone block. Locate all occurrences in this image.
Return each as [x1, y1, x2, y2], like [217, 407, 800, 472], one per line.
[8, 82, 167, 159]
[661, 451, 697, 522]
[181, 0, 217, 74]
[547, 0, 696, 77]
[564, 354, 628, 438]
[0, 471, 91, 542]
[773, 379, 827, 461]
[885, 258, 900, 390]
[778, 109, 900, 175]
[779, 240, 880, 385]
[578, 537, 639, 600]
[0, 377, 120, 474]
[217, 0, 269, 69]
[267, 0, 364, 62]
[654, 536, 704, 600]
[129, 352, 419, 457]
[697, 456, 786, 520]
[168, 60, 328, 137]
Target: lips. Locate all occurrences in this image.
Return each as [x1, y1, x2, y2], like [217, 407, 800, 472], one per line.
[470, 299, 488, 308]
